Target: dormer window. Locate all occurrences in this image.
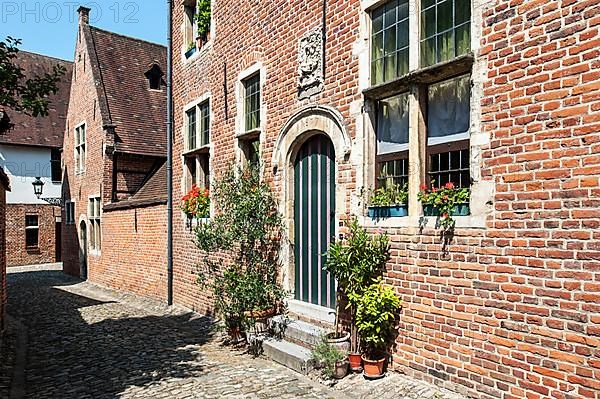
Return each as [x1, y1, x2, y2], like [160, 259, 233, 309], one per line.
[145, 63, 163, 91]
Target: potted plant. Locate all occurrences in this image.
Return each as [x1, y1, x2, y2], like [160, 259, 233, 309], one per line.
[356, 280, 402, 379]
[367, 183, 408, 219]
[185, 41, 196, 58]
[417, 181, 470, 231]
[181, 184, 210, 219]
[194, 164, 285, 343]
[324, 218, 390, 372]
[311, 336, 349, 380]
[195, 0, 211, 47]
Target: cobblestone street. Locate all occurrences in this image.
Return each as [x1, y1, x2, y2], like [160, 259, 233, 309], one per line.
[5, 265, 463, 399]
[6, 265, 339, 399]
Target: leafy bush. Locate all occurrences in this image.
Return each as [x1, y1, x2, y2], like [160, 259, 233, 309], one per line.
[311, 337, 346, 379]
[195, 0, 211, 38]
[324, 218, 390, 351]
[369, 183, 408, 207]
[355, 280, 402, 359]
[195, 164, 285, 333]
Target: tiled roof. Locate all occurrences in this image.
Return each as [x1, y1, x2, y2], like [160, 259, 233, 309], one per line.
[87, 27, 167, 157]
[0, 52, 73, 148]
[103, 162, 167, 211]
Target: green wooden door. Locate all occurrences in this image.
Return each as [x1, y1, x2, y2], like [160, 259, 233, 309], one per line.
[294, 134, 336, 309]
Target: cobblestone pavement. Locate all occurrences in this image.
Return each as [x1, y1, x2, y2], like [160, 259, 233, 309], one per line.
[6, 265, 465, 399]
[6, 265, 339, 399]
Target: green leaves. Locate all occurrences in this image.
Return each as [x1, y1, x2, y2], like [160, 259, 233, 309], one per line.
[194, 164, 285, 331]
[195, 0, 211, 38]
[0, 37, 66, 133]
[355, 280, 402, 357]
[369, 183, 408, 206]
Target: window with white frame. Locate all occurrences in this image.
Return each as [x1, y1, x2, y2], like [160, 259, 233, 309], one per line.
[240, 137, 260, 169]
[75, 124, 86, 174]
[369, 0, 472, 195]
[88, 197, 101, 251]
[25, 214, 39, 250]
[186, 100, 210, 151]
[65, 201, 75, 225]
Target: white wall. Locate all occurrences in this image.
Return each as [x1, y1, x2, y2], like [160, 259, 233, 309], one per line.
[0, 144, 61, 204]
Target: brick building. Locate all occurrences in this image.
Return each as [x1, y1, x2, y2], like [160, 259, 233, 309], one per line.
[170, 1, 600, 398]
[0, 52, 72, 267]
[61, 7, 168, 300]
[0, 168, 10, 337]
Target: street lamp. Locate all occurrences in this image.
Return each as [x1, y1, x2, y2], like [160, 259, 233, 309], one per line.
[32, 177, 62, 207]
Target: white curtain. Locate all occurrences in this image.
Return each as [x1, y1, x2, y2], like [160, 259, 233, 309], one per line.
[427, 74, 470, 145]
[377, 92, 409, 155]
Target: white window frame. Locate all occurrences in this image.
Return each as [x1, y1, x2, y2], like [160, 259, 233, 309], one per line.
[88, 196, 101, 254]
[25, 214, 39, 250]
[74, 122, 87, 175]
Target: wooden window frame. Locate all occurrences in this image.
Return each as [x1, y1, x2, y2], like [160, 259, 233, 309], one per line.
[88, 197, 101, 252]
[25, 214, 39, 250]
[244, 73, 261, 132]
[74, 124, 86, 175]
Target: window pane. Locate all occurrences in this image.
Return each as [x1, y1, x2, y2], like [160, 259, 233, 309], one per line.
[25, 215, 38, 227]
[456, 0, 470, 25]
[397, 48, 409, 77]
[26, 229, 38, 248]
[245, 74, 260, 131]
[377, 93, 409, 155]
[456, 24, 470, 55]
[187, 109, 197, 149]
[437, 1, 453, 33]
[422, 0, 435, 9]
[420, 0, 471, 67]
[427, 75, 471, 145]
[377, 157, 409, 189]
[371, 0, 410, 85]
[437, 30, 455, 63]
[428, 146, 470, 188]
[200, 101, 210, 146]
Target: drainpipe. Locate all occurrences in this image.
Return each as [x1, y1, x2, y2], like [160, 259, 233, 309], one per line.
[166, 0, 174, 306]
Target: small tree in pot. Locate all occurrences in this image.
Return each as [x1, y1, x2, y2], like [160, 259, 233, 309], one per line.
[324, 218, 390, 372]
[195, 164, 285, 343]
[356, 280, 402, 378]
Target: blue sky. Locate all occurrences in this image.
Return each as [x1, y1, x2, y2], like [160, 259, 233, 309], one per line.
[0, 1, 167, 61]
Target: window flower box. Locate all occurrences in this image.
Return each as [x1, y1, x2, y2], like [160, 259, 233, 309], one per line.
[368, 204, 408, 219]
[423, 202, 469, 217]
[185, 46, 197, 59]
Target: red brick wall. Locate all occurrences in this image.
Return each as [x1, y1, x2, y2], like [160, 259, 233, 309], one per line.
[87, 204, 168, 300]
[0, 181, 6, 335]
[171, 1, 600, 399]
[6, 204, 59, 267]
[171, 0, 361, 313]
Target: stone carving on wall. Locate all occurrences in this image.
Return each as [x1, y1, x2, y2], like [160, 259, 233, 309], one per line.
[298, 27, 324, 99]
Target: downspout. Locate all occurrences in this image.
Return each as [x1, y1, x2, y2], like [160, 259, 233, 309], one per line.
[322, 0, 327, 80]
[166, 0, 174, 306]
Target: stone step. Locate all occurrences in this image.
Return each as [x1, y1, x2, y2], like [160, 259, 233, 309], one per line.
[270, 314, 329, 348]
[262, 338, 314, 375]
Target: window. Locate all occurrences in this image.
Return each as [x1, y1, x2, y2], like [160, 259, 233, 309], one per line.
[426, 74, 471, 187]
[145, 63, 163, 90]
[25, 215, 39, 249]
[65, 201, 75, 225]
[376, 93, 409, 189]
[371, 0, 409, 85]
[51, 149, 61, 182]
[240, 138, 260, 168]
[244, 74, 261, 131]
[186, 100, 210, 151]
[75, 124, 86, 174]
[420, 0, 471, 67]
[199, 101, 210, 146]
[183, 1, 196, 50]
[184, 154, 210, 192]
[187, 108, 197, 150]
[88, 197, 101, 251]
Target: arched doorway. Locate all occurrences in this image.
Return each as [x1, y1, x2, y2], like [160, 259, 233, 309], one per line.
[293, 134, 336, 309]
[79, 221, 87, 280]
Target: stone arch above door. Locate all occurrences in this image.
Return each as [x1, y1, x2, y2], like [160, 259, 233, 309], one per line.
[272, 105, 351, 172]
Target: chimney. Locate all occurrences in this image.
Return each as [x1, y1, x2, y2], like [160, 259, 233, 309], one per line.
[77, 6, 91, 25]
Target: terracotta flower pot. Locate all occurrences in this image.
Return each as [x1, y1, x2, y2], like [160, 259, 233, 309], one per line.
[227, 326, 244, 344]
[333, 358, 349, 379]
[326, 331, 351, 353]
[348, 352, 363, 372]
[362, 354, 386, 379]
